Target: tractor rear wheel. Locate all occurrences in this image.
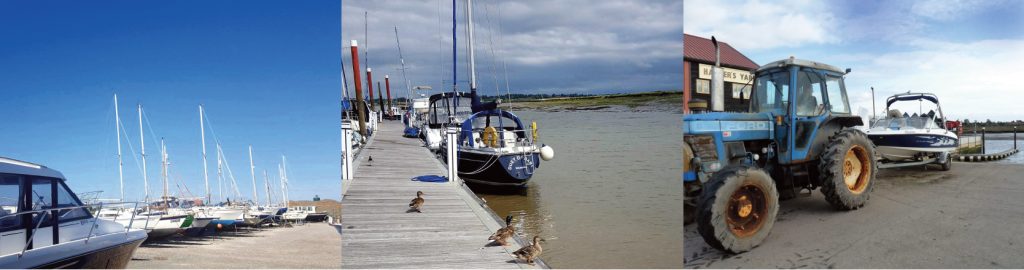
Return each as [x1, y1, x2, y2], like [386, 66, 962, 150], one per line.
[696, 165, 779, 253]
[819, 129, 877, 210]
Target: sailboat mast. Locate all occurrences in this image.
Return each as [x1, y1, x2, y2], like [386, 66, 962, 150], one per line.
[467, 0, 478, 91]
[200, 105, 210, 204]
[161, 138, 168, 208]
[263, 169, 272, 206]
[249, 145, 259, 206]
[114, 94, 124, 202]
[394, 26, 412, 100]
[138, 104, 149, 202]
[278, 163, 286, 208]
[217, 143, 224, 203]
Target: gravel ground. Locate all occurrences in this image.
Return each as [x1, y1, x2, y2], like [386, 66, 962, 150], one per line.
[129, 223, 341, 269]
[685, 162, 1024, 268]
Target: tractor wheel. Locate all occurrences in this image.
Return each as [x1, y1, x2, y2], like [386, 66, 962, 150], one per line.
[696, 165, 779, 253]
[819, 129, 877, 210]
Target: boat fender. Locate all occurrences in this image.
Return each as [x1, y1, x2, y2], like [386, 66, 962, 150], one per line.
[540, 144, 555, 161]
[531, 121, 539, 142]
[482, 126, 499, 147]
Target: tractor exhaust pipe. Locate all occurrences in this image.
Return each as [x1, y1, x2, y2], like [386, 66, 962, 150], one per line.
[711, 36, 725, 112]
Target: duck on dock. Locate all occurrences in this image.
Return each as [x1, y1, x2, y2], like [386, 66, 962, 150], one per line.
[513, 235, 544, 265]
[489, 215, 515, 246]
[407, 191, 424, 213]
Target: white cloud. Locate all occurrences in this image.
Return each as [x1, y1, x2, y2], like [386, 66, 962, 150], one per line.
[841, 38, 1024, 121]
[683, 0, 838, 51]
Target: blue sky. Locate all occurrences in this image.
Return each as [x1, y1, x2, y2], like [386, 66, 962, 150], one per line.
[685, 0, 1024, 121]
[0, 1, 343, 202]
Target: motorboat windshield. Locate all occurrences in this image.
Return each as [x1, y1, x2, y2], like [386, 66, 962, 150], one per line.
[427, 92, 473, 128]
[871, 115, 943, 131]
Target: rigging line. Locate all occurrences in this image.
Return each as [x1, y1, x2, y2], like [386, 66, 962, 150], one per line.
[482, 0, 502, 98]
[437, 0, 448, 92]
[219, 146, 243, 199]
[141, 109, 162, 151]
[117, 118, 146, 185]
[494, 0, 513, 107]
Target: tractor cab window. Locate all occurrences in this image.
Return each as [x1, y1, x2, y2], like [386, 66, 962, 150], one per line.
[796, 70, 826, 116]
[751, 71, 789, 113]
[824, 76, 850, 114]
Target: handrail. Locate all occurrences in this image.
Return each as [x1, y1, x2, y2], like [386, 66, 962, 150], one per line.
[0, 201, 148, 256]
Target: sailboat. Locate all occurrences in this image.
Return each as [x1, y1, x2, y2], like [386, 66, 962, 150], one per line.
[97, 95, 191, 238]
[437, 0, 554, 187]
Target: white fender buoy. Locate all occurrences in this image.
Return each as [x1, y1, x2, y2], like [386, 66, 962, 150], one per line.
[540, 145, 555, 161]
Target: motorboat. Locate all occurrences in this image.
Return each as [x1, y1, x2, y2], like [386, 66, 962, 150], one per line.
[0, 157, 147, 268]
[422, 92, 474, 151]
[867, 92, 958, 161]
[403, 97, 430, 138]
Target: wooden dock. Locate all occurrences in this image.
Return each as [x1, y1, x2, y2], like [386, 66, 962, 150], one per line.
[341, 122, 546, 269]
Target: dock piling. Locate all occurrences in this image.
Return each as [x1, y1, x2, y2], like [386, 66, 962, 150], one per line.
[447, 127, 459, 185]
[342, 121, 353, 181]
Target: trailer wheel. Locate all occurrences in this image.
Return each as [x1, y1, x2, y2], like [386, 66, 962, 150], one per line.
[940, 153, 952, 171]
[696, 165, 778, 253]
[819, 129, 877, 210]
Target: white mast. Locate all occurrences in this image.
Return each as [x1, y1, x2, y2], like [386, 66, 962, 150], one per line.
[216, 143, 224, 203]
[138, 104, 149, 202]
[394, 26, 412, 100]
[199, 104, 210, 204]
[263, 169, 272, 206]
[467, 0, 478, 90]
[249, 145, 258, 206]
[282, 155, 289, 208]
[161, 138, 168, 208]
[114, 94, 124, 202]
[278, 162, 286, 208]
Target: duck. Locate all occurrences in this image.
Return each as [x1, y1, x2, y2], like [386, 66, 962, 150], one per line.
[488, 215, 515, 246]
[513, 235, 543, 265]
[407, 191, 424, 213]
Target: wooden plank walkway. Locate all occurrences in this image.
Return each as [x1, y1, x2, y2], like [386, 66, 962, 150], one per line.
[341, 122, 545, 269]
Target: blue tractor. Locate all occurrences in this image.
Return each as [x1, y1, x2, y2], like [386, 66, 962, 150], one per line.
[683, 57, 877, 253]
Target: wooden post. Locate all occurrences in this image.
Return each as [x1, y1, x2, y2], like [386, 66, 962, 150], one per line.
[350, 40, 367, 137]
[982, 127, 986, 154]
[367, 68, 376, 111]
[1015, 126, 1018, 150]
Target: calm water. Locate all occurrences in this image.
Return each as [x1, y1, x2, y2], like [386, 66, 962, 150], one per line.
[979, 133, 1024, 164]
[476, 110, 684, 268]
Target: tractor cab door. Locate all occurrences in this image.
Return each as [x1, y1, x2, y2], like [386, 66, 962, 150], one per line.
[787, 67, 830, 163]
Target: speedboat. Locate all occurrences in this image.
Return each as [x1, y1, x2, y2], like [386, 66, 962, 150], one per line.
[867, 92, 958, 161]
[403, 97, 430, 138]
[0, 157, 147, 268]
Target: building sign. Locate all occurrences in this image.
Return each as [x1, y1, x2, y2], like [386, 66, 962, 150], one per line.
[698, 63, 754, 85]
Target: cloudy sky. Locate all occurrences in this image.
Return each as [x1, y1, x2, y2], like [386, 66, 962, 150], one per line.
[685, 0, 1024, 121]
[342, 0, 683, 98]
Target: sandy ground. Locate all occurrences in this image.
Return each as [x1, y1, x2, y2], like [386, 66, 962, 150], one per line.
[685, 162, 1024, 268]
[128, 223, 341, 268]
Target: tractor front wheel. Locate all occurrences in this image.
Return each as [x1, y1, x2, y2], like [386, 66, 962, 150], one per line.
[696, 165, 779, 253]
[819, 129, 877, 210]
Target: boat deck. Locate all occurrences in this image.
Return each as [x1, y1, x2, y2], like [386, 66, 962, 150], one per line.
[341, 122, 545, 269]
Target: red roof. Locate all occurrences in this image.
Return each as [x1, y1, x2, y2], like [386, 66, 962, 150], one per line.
[684, 34, 758, 71]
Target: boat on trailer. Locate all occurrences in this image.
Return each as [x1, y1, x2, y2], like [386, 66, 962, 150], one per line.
[0, 157, 147, 268]
[867, 92, 958, 165]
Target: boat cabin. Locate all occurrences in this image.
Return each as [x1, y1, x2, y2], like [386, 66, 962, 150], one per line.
[0, 157, 92, 255]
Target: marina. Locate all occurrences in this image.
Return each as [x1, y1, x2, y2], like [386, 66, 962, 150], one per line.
[340, 122, 545, 268]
